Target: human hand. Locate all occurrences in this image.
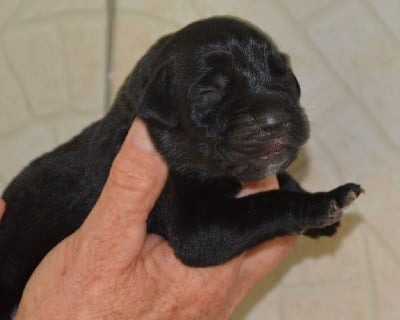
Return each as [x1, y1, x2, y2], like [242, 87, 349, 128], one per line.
[0, 199, 5, 221]
[12, 118, 297, 320]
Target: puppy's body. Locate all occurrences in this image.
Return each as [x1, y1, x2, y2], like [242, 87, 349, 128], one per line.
[0, 17, 362, 318]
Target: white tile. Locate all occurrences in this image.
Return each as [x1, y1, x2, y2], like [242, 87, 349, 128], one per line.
[4, 24, 70, 115]
[117, 0, 202, 25]
[281, 283, 369, 320]
[111, 13, 178, 97]
[307, 0, 400, 147]
[54, 113, 102, 145]
[0, 124, 57, 183]
[17, 0, 103, 20]
[369, 0, 400, 39]
[62, 19, 106, 112]
[281, 0, 332, 20]
[0, 53, 31, 132]
[366, 230, 400, 319]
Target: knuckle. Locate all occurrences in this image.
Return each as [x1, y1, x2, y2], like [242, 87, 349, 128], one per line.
[109, 153, 160, 194]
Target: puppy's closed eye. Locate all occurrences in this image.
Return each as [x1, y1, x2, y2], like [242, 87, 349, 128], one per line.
[190, 72, 229, 102]
[198, 86, 223, 103]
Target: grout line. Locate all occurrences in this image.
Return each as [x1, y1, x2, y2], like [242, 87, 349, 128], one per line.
[55, 22, 73, 112]
[0, 35, 35, 119]
[0, 109, 101, 139]
[187, 0, 208, 18]
[104, 0, 116, 113]
[365, 0, 400, 45]
[7, 10, 109, 26]
[117, 8, 182, 28]
[0, 0, 25, 35]
[363, 220, 400, 269]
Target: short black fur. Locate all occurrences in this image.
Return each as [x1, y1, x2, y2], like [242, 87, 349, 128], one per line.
[0, 17, 362, 318]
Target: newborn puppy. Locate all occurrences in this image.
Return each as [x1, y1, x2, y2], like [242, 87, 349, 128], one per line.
[0, 17, 362, 318]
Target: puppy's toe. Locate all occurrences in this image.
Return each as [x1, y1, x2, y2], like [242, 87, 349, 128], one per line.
[330, 183, 364, 208]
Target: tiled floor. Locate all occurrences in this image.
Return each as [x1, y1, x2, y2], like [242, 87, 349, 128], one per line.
[1, 1, 399, 319]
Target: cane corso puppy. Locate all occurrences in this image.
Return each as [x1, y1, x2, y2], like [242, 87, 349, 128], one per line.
[0, 16, 363, 318]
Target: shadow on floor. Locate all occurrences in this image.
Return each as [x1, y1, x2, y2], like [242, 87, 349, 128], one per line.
[232, 212, 363, 319]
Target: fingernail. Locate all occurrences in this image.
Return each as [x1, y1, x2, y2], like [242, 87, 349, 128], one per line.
[130, 118, 157, 153]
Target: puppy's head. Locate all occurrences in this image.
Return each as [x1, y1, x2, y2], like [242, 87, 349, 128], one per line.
[138, 17, 309, 181]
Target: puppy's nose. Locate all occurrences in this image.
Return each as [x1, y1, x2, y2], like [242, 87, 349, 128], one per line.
[251, 106, 289, 131]
[265, 114, 282, 127]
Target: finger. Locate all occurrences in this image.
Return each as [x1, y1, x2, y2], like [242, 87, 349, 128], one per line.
[78, 117, 168, 264]
[239, 235, 298, 287]
[0, 199, 5, 221]
[221, 236, 297, 313]
[238, 175, 279, 198]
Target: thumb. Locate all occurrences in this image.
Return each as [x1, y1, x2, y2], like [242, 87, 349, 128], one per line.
[78, 117, 168, 264]
[0, 199, 5, 221]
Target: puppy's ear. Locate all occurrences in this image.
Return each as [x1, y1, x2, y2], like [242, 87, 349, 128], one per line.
[111, 35, 173, 116]
[138, 67, 178, 128]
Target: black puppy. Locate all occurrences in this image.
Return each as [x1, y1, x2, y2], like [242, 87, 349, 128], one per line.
[0, 17, 362, 318]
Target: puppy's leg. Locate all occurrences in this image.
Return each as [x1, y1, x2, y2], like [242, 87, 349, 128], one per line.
[167, 178, 362, 267]
[278, 172, 348, 238]
[277, 172, 307, 192]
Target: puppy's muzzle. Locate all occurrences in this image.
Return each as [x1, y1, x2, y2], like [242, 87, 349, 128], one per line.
[249, 97, 292, 133]
[225, 93, 308, 156]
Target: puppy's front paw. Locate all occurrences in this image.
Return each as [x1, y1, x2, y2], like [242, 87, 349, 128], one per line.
[307, 183, 363, 230]
[329, 183, 364, 208]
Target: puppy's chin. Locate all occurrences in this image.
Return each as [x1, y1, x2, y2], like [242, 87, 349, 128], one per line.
[232, 148, 298, 181]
